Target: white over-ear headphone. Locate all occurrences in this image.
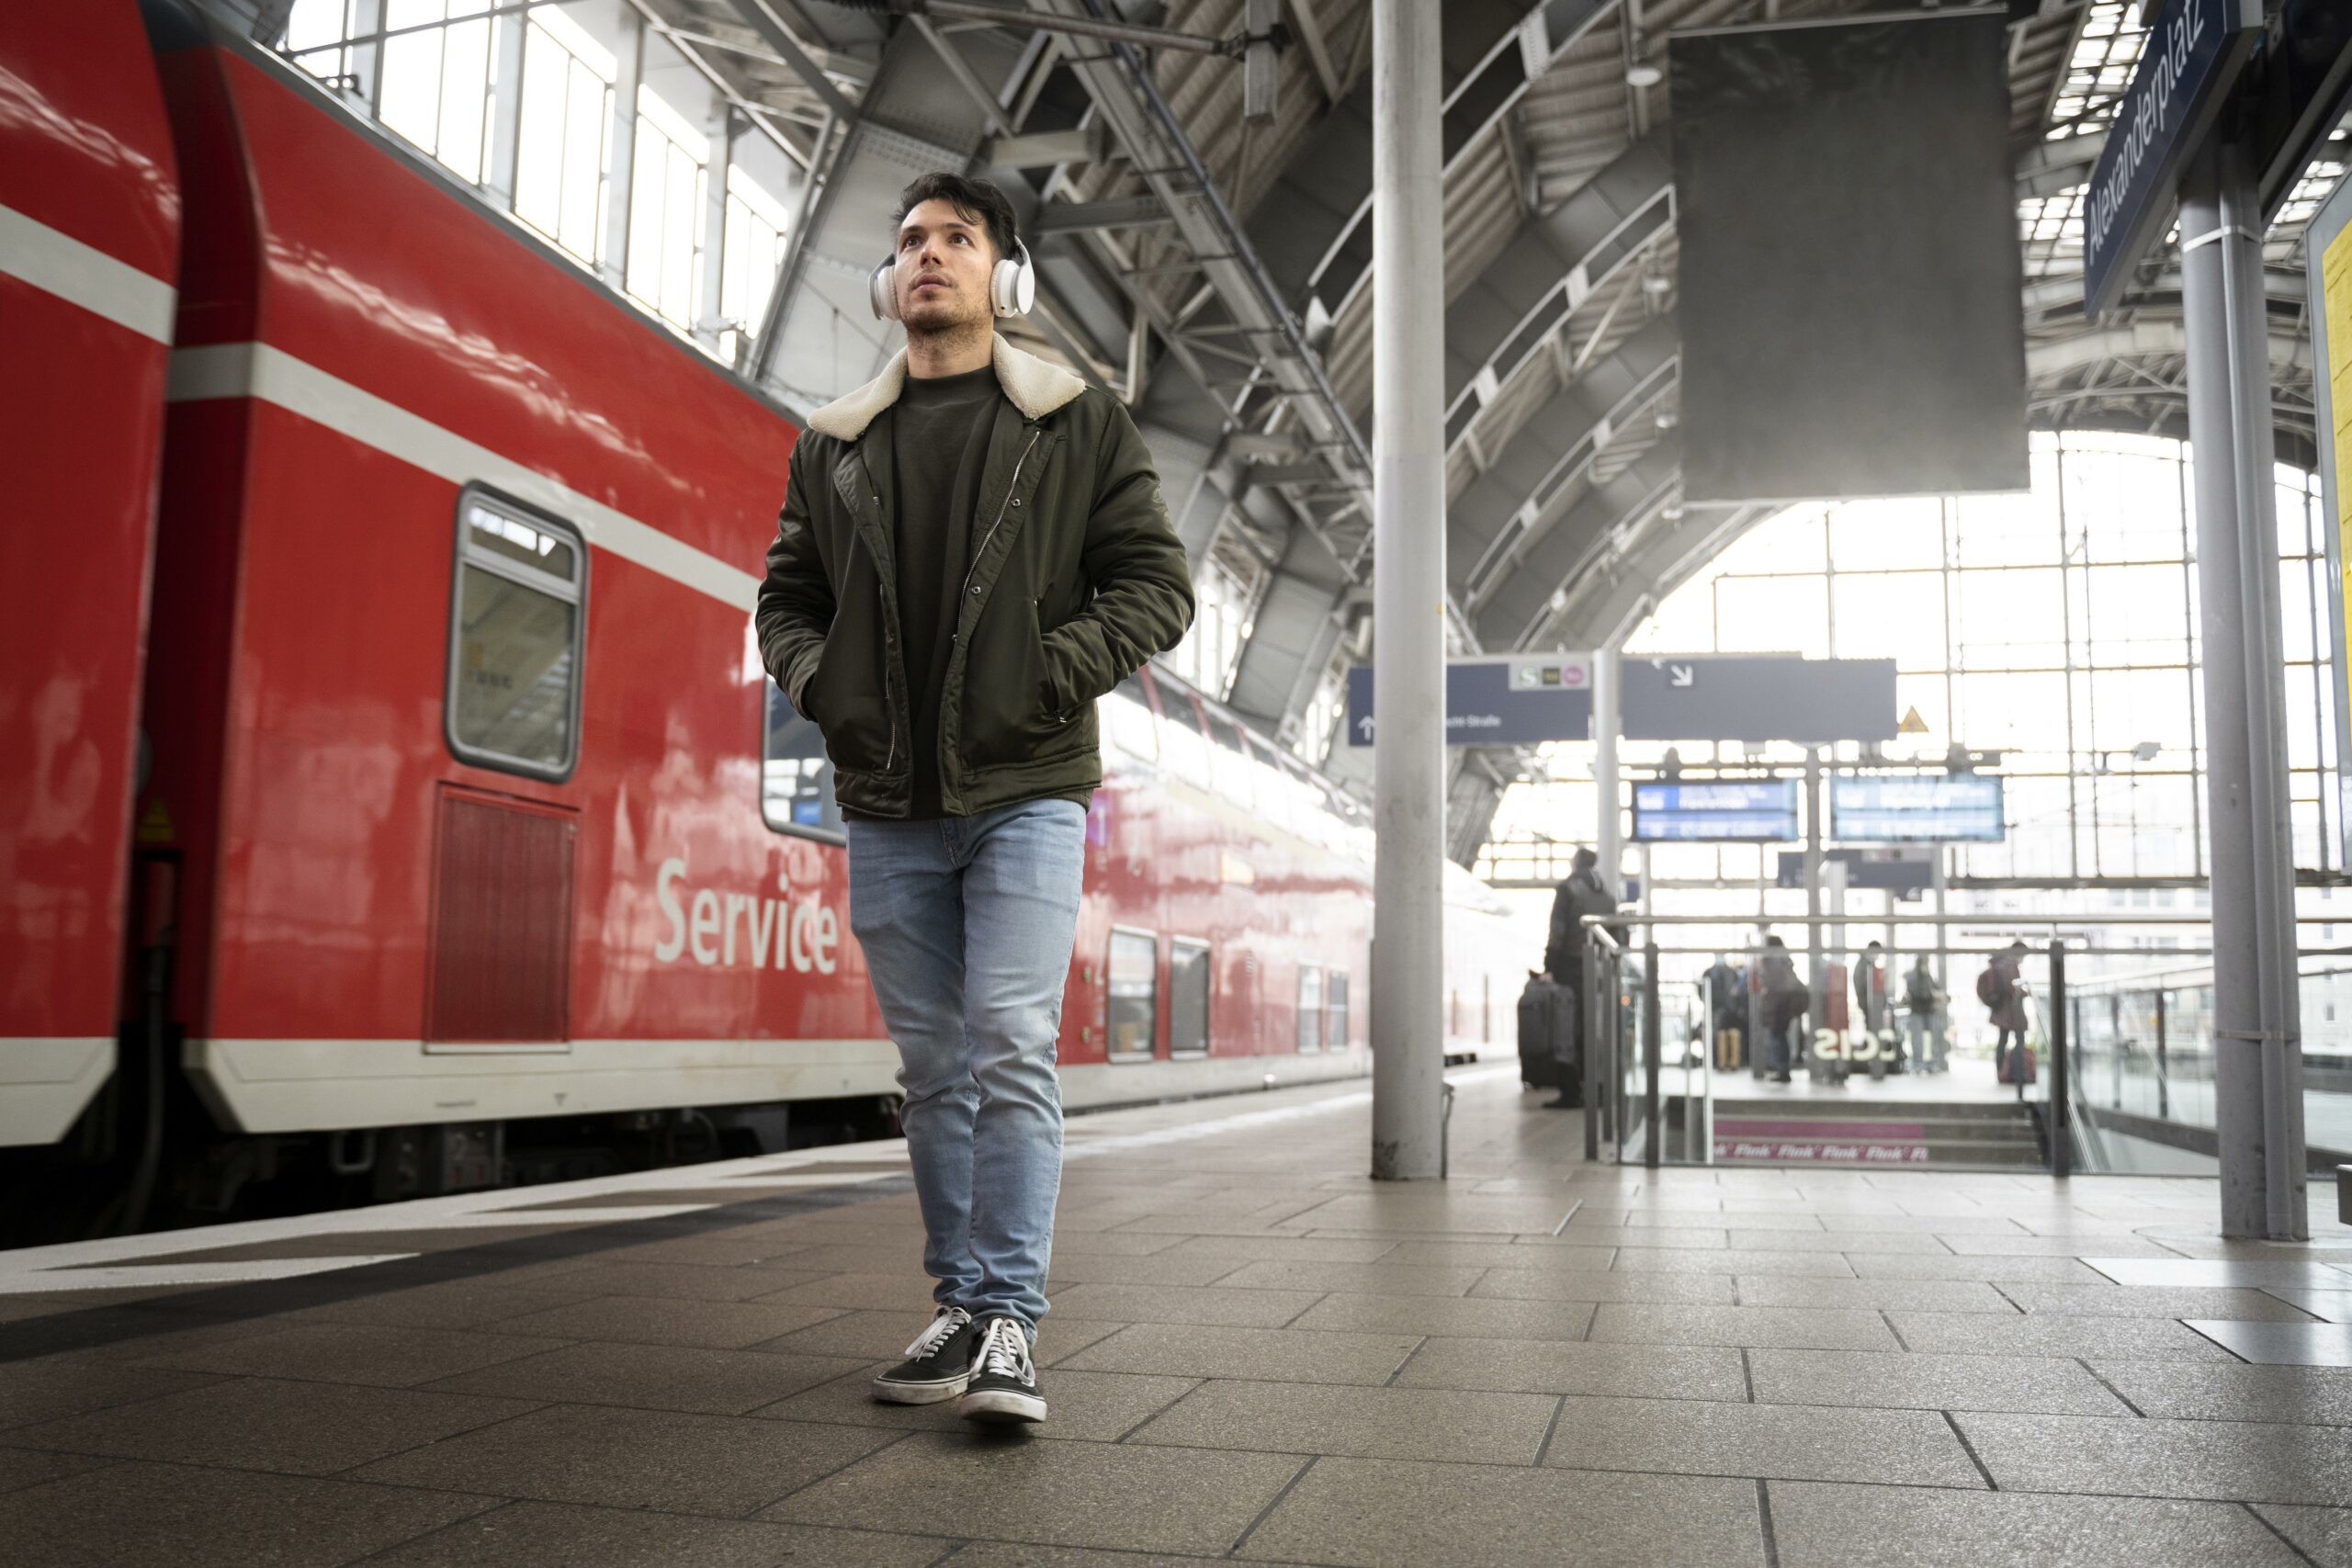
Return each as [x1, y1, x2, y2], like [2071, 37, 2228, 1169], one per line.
[870, 238, 1035, 321]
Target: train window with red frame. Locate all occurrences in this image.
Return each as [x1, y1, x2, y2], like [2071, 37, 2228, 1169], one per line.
[446, 489, 585, 781]
[1155, 683, 1214, 789]
[1296, 964, 1323, 1053]
[1170, 938, 1210, 1057]
[1107, 928, 1159, 1062]
[763, 685, 844, 841]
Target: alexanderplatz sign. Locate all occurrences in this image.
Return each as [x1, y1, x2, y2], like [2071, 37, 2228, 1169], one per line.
[2083, 0, 2263, 321]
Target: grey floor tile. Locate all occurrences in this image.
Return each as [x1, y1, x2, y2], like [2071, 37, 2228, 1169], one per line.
[423, 1340, 870, 1415]
[1237, 1455, 1762, 1567]
[2003, 1283, 2321, 1320]
[1286, 1292, 1594, 1341]
[1731, 1276, 2018, 1313]
[2256, 1504, 2352, 1568]
[946, 1546, 1315, 1568]
[764, 1428, 1304, 1555]
[281, 1281, 597, 1330]
[1634, 1209, 1825, 1232]
[2266, 1288, 2352, 1323]
[753, 1272, 941, 1311]
[1059, 1323, 1419, 1385]
[1046, 1251, 1276, 1287]
[2085, 1258, 2352, 1289]
[1885, 1311, 2242, 1360]
[1470, 1267, 1736, 1304]
[1939, 1235, 2180, 1258]
[1047, 1282, 1326, 1327]
[2, 1376, 538, 1474]
[517, 1261, 831, 1302]
[753, 1243, 956, 1274]
[1589, 1303, 1900, 1351]
[0, 1460, 497, 1568]
[1396, 1337, 1747, 1399]
[1725, 1229, 1958, 1255]
[1748, 1348, 2132, 1416]
[0, 1358, 226, 1430]
[1207, 1260, 1486, 1297]
[1540, 1394, 1984, 1487]
[0, 1448, 114, 1494]
[1846, 1253, 2115, 1283]
[1127, 1379, 1557, 1465]
[1374, 1241, 1605, 1269]
[364, 1498, 947, 1566]
[1277, 1195, 1579, 1235]
[1958, 1410, 2352, 1505]
[1611, 1247, 1859, 1278]
[130, 1322, 568, 1388]
[2188, 1319, 2352, 1366]
[2089, 1360, 2352, 1424]
[491, 1293, 846, 1348]
[1769, 1480, 2306, 1568]
[754, 1365, 1196, 1442]
[353, 1403, 899, 1515]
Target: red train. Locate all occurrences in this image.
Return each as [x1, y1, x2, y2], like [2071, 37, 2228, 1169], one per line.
[0, 2, 1520, 1236]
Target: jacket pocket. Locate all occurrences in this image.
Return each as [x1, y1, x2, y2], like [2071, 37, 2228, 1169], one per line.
[960, 598, 1081, 768]
[807, 616, 894, 773]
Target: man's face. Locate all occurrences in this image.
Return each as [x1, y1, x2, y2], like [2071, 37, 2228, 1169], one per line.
[892, 198, 997, 333]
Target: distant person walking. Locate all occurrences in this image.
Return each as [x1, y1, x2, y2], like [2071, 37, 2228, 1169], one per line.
[1978, 941, 2031, 1085]
[1544, 846, 1616, 984]
[1754, 935, 1805, 1084]
[1852, 941, 1893, 1077]
[1700, 955, 1747, 1069]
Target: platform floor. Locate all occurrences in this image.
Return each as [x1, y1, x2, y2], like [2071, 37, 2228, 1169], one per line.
[5, 1067, 2352, 1566]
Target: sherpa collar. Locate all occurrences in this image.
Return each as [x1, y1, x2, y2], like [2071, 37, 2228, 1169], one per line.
[804, 335, 1085, 441]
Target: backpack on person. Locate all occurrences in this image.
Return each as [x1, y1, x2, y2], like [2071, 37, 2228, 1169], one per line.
[1976, 964, 2007, 1009]
[1906, 969, 1939, 1011]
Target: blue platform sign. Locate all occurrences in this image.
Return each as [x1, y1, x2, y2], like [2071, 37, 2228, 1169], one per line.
[1344, 656, 1593, 747]
[1633, 781, 1801, 842]
[1830, 774, 2006, 843]
[2082, 0, 2261, 320]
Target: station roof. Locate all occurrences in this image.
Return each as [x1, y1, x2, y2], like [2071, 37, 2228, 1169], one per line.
[650, 0, 2337, 852]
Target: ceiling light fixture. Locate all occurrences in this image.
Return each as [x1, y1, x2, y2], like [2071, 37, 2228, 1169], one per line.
[1626, 62, 1663, 88]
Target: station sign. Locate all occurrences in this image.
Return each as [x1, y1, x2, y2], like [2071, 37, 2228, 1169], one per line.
[1343, 656, 1593, 747]
[1620, 655, 1896, 744]
[2082, 0, 2262, 320]
[1633, 780, 1800, 842]
[1831, 774, 2005, 843]
[1775, 847, 1938, 897]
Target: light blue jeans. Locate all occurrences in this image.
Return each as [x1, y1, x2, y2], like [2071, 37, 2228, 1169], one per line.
[845, 797, 1087, 1334]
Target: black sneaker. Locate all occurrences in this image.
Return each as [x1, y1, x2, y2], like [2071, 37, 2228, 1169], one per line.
[871, 1306, 977, 1404]
[957, 1314, 1046, 1425]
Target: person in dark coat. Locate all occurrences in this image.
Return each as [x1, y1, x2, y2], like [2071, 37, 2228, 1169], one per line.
[1544, 847, 1616, 982]
[1979, 940, 2030, 1080]
[1700, 957, 1746, 1069]
[1852, 941, 1894, 1077]
[1753, 935, 1805, 1084]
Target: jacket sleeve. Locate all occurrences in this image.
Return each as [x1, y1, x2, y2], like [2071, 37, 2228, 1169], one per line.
[1041, 398, 1196, 712]
[754, 441, 834, 714]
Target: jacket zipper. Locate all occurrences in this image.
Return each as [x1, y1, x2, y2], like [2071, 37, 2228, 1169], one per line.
[960, 430, 1045, 606]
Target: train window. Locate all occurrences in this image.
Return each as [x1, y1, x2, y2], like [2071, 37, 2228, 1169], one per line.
[1328, 971, 1349, 1051]
[762, 684, 843, 840]
[1296, 964, 1323, 1053]
[1105, 675, 1159, 762]
[1107, 928, 1159, 1062]
[1157, 684, 1214, 789]
[1202, 713, 1254, 813]
[1170, 938, 1211, 1056]
[446, 489, 584, 780]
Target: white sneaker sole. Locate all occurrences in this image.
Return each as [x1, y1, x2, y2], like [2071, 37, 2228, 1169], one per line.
[959, 1387, 1047, 1424]
[871, 1371, 969, 1405]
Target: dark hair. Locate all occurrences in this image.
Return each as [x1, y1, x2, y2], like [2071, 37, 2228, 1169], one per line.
[893, 173, 1019, 264]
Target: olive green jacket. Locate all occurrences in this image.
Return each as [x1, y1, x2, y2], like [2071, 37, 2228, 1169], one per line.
[755, 337, 1195, 818]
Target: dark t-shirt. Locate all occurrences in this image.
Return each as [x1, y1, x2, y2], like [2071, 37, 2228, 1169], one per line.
[888, 365, 997, 820]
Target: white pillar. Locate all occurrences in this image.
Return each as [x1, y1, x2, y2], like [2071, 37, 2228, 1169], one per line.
[2181, 134, 2307, 1238]
[600, 6, 645, 292]
[1594, 644, 1623, 894]
[482, 2, 528, 209]
[698, 106, 734, 349]
[1368, 0, 1446, 1181]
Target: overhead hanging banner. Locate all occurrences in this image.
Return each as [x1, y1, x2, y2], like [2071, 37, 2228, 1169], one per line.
[2081, 0, 2263, 320]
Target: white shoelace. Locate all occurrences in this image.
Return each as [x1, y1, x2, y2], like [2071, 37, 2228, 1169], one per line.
[902, 1305, 970, 1360]
[972, 1317, 1035, 1384]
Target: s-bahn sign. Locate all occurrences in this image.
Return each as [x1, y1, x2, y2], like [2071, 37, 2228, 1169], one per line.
[1344, 656, 1593, 746]
[2082, 0, 2262, 321]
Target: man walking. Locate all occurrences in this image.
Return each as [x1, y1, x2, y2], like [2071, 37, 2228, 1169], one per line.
[756, 175, 1193, 1425]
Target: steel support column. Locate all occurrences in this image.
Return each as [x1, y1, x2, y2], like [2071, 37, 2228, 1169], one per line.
[2180, 134, 2307, 1239]
[600, 6, 646, 292]
[1594, 644, 1622, 897]
[1369, 0, 1444, 1182]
